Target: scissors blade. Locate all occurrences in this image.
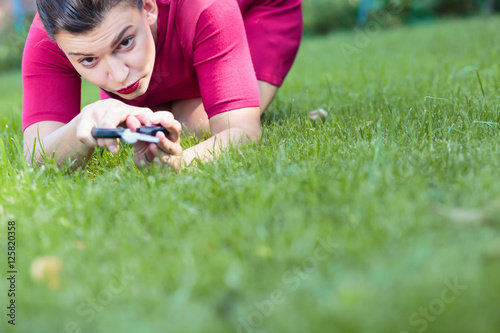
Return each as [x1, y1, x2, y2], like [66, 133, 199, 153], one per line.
[120, 130, 160, 144]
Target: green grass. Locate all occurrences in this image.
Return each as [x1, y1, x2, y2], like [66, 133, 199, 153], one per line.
[2, 16, 500, 333]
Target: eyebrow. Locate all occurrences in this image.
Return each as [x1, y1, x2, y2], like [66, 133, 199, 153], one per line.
[68, 25, 134, 57]
[110, 25, 133, 49]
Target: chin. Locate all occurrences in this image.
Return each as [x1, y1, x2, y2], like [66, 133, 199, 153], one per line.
[119, 91, 143, 100]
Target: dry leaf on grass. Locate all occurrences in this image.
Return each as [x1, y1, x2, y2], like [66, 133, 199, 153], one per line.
[436, 197, 500, 225]
[435, 206, 487, 225]
[30, 256, 63, 290]
[309, 108, 328, 121]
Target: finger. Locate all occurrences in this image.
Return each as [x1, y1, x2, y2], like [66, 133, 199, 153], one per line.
[126, 115, 142, 131]
[96, 135, 119, 154]
[130, 106, 154, 118]
[149, 144, 169, 165]
[99, 111, 129, 129]
[150, 113, 182, 143]
[130, 107, 156, 126]
[149, 111, 175, 127]
[134, 140, 156, 160]
[132, 113, 153, 127]
[136, 150, 155, 169]
[145, 111, 181, 142]
[79, 104, 128, 146]
[76, 111, 98, 147]
[160, 118, 182, 142]
[98, 103, 144, 129]
[154, 132, 182, 156]
[150, 146, 179, 171]
[105, 138, 119, 154]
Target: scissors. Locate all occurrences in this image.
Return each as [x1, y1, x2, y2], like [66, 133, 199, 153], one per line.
[91, 126, 169, 144]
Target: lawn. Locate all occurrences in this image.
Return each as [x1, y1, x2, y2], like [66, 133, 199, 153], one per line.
[1, 16, 500, 333]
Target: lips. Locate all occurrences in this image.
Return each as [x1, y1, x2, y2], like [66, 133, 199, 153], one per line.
[117, 80, 140, 95]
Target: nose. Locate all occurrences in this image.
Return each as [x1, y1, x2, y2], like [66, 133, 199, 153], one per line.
[106, 56, 129, 84]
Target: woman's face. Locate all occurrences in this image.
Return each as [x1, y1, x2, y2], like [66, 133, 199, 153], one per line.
[55, 1, 158, 100]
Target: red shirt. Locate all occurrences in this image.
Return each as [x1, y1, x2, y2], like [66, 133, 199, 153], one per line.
[22, 0, 261, 131]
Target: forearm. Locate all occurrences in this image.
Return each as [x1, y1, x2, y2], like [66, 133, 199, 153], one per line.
[24, 115, 94, 168]
[182, 126, 261, 167]
[138, 107, 261, 171]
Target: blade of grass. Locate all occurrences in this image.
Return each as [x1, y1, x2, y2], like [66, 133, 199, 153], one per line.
[476, 68, 486, 98]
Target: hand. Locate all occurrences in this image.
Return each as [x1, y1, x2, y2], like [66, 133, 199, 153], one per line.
[127, 111, 183, 171]
[76, 99, 154, 154]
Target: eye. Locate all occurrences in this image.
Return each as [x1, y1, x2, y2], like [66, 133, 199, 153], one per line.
[79, 57, 97, 67]
[117, 37, 134, 50]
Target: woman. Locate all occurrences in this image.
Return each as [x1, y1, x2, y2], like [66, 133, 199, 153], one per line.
[22, 0, 302, 171]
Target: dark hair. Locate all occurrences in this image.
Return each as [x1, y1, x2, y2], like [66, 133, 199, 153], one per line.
[36, 0, 144, 39]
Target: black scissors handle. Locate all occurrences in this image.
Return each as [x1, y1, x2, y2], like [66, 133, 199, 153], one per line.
[91, 126, 168, 139]
[136, 126, 169, 136]
[91, 128, 125, 139]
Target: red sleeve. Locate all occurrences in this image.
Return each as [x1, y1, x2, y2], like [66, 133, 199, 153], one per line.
[192, 0, 260, 118]
[22, 14, 81, 132]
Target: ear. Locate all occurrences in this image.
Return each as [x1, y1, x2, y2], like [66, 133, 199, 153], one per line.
[142, 0, 158, 25]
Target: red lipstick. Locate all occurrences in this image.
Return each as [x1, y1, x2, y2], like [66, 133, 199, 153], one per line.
[117, 80, 140, 95]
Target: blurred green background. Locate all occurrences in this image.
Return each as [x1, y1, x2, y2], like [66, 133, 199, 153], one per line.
[1, 0, 500, 72]
[303, 0, 500, 35]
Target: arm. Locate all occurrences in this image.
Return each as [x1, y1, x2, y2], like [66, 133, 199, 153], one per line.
[142, 106, 261, 171]
[183, 106, 262, 164]
[24, 99, 156, 168]
[24, 119, 94, 167]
